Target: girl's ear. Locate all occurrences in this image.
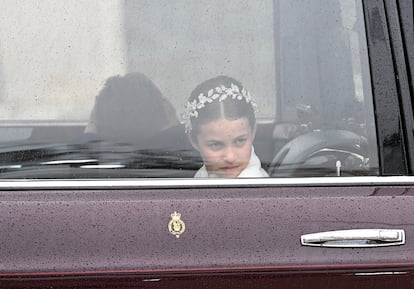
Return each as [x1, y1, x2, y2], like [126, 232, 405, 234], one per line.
[189, 135, 200, 152]
[252, 123, 257, 139]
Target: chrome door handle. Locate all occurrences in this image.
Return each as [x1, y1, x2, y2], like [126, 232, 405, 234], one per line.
[301, 229, 405, 248]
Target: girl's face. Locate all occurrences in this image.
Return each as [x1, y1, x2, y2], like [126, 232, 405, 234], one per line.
[191, 117, 256, 178]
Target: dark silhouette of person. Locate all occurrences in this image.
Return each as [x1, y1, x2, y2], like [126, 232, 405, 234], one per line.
[78, 72, 198, 177]
[84, 72, 180, 148]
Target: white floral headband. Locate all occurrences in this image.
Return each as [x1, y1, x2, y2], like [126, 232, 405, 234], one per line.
[182, 83, 258, 134]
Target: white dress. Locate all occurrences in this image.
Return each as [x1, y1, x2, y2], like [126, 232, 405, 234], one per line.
[194, 147, 269, 178]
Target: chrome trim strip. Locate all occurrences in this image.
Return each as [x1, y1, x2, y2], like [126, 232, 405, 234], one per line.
[0, 176, 414, 189]
[354, 272, 408, 276]
[0, 120, 87, 127]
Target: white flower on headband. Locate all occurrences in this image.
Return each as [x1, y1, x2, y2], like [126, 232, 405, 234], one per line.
[181, 83, 258, 134]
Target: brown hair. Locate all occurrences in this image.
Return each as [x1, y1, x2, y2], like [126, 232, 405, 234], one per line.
[188, 75, 256, 138]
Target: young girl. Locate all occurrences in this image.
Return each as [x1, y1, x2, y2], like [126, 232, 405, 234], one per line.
[182, 75, 269, 178]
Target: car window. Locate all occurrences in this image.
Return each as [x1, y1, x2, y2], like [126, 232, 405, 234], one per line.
[0, 0, 379, 179]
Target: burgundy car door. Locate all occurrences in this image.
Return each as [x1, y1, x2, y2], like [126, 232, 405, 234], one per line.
[1, 0, 414, 288]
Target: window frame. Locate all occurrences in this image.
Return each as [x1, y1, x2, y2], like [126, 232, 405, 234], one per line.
[363, 0, 414, 175]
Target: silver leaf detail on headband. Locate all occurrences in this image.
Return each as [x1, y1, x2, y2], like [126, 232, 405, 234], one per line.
[181, 83, 258, 134]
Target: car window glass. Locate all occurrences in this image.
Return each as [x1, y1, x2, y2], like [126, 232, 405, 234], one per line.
[0, 0, 379, 179]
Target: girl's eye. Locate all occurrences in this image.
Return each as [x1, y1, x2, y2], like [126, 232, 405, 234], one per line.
[208, 142, 223, 150]
[235, 138, 247, 146]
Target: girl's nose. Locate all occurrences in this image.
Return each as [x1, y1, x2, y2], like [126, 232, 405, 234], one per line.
[223, 147, 236, 163]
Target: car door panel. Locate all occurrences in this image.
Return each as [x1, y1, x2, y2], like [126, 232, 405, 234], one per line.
[1, 184, 413, 288]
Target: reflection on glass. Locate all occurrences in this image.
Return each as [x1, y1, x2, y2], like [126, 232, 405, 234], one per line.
[0, 0, 378, 178]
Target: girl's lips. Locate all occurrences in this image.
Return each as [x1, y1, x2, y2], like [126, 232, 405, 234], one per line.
[220, 165, 240, 171]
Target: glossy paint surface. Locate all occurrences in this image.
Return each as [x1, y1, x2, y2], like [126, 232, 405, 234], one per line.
[1, 0, 413, 288]
[0, 184, 413, 286]
[2, 266, 414, 289]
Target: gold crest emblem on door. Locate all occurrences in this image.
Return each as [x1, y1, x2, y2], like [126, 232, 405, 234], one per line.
[168, 211, 186, 238]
